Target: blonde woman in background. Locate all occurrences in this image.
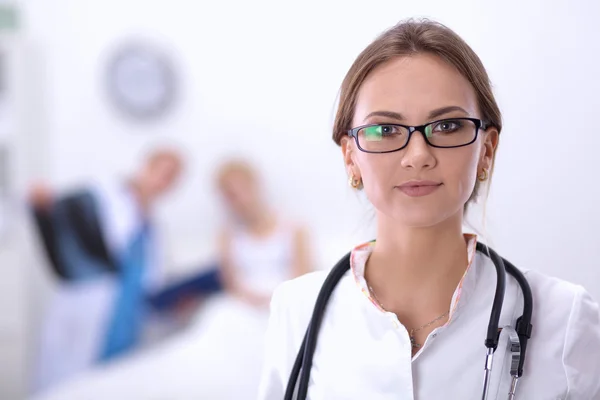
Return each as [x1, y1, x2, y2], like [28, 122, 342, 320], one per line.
[216, 159, 312, 309]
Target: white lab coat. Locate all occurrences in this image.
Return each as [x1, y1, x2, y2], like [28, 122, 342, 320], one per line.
[258, 239, 600, 399]
[33, 180, 164, 393]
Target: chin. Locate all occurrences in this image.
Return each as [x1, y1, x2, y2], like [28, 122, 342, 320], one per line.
[397, 213, 450, 229]
[384, 203, 461, 229]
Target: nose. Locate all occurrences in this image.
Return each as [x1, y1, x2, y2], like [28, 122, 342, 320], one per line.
[400, 130, 436, 170]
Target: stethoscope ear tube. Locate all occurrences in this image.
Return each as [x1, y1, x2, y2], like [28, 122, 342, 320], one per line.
[476, 243, 534, 381]
[283, 330, 307, 399]
[291, 252, 352, 400]
[476, 242, 507, 350]
[502, 258, 533, 377]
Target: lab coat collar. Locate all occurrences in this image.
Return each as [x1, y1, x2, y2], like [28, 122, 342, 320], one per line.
[349, 234, 479, 323]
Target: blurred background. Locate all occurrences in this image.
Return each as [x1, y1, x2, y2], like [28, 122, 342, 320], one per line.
[0, 0, 599, 398]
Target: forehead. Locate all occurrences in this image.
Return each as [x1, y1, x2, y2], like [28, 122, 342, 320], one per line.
[220, 170, 254, 187]
[354, 54, 479, 124]
[150, 156, 181, 171]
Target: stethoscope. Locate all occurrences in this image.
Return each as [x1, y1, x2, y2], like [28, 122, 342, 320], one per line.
[284, 242, 533, 400]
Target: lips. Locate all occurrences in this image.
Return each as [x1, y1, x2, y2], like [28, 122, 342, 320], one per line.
[396, 180, 442, 197]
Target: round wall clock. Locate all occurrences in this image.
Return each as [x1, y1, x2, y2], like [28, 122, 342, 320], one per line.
[106, 41, 177, 121]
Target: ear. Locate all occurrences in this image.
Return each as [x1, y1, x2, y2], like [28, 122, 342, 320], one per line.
[341, 136, 361, 179]
[479, 128, 499, 172]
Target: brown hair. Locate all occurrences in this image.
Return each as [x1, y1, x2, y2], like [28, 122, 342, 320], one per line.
[333, 19, 502, 202]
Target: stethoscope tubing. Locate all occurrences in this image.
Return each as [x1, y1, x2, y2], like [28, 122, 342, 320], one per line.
[285, 245, 533, 400]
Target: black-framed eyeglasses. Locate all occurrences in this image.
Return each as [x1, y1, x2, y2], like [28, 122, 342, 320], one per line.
[347, 117, 489, 154]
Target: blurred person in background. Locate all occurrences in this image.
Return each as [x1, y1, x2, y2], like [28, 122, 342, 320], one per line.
[217, 158, 312, 308]
[31, 157, 313, 400]
[29, 147, 184, 392]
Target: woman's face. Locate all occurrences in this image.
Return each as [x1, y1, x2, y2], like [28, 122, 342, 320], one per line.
[219, 171, 260, 220]
[342, 54, 498, 228]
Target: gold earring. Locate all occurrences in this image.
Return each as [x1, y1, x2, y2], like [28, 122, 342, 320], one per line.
[348, 175, 362, 189]
[478, 168, 488, 182]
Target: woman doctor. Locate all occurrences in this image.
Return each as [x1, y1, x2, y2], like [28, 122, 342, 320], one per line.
[258, 19, 600, 399]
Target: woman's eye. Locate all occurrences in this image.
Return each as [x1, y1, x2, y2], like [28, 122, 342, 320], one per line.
[380, 125, 397, 135]
[434, 120, 461, 133]
[363, 125, 397, 139]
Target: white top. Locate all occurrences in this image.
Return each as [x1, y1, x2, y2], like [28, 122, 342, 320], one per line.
[229, 221, 295, 297]
[258, 235, 600, 399]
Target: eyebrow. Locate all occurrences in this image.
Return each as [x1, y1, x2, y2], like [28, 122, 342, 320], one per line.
[363, 110, 405, 121]
[363, 106, 470, 123]
[427, 106, 469, 120]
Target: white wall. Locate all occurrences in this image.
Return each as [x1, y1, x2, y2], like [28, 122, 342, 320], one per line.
[11, 0, 600, 396]
[0, 26, 54, 399]
[23, 0, 600, 276]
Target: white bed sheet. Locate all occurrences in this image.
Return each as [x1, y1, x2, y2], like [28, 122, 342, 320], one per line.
[32, 294, 271, 400]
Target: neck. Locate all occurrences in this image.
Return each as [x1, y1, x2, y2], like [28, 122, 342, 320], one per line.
[129, 180, 152, 213]
[366, 212, 468, 305]
[242, 206, 276, 236]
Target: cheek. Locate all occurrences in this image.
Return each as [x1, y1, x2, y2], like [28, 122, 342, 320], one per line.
[228, 185, 256, 211]
[443, 150, 479, 202]
[221, 186, 242, 208]
[152, 171, 176, 190]
[355, 153, 397, 202]
[158, 175, 171, 188]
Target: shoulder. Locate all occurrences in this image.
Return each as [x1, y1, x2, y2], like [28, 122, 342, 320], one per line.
[522, 270, 600, 396]
[524, 271, 587, 308]
[56, 186, 95, 208]
[269, 271, 329, 332]
[272, 270, 329, 313]
[523, 268, 598, 333]
[523, 269, 598, 329]
[273, 217, 308, 239]
[259, 270, 332, 398]
[524, 269, 586, 301]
